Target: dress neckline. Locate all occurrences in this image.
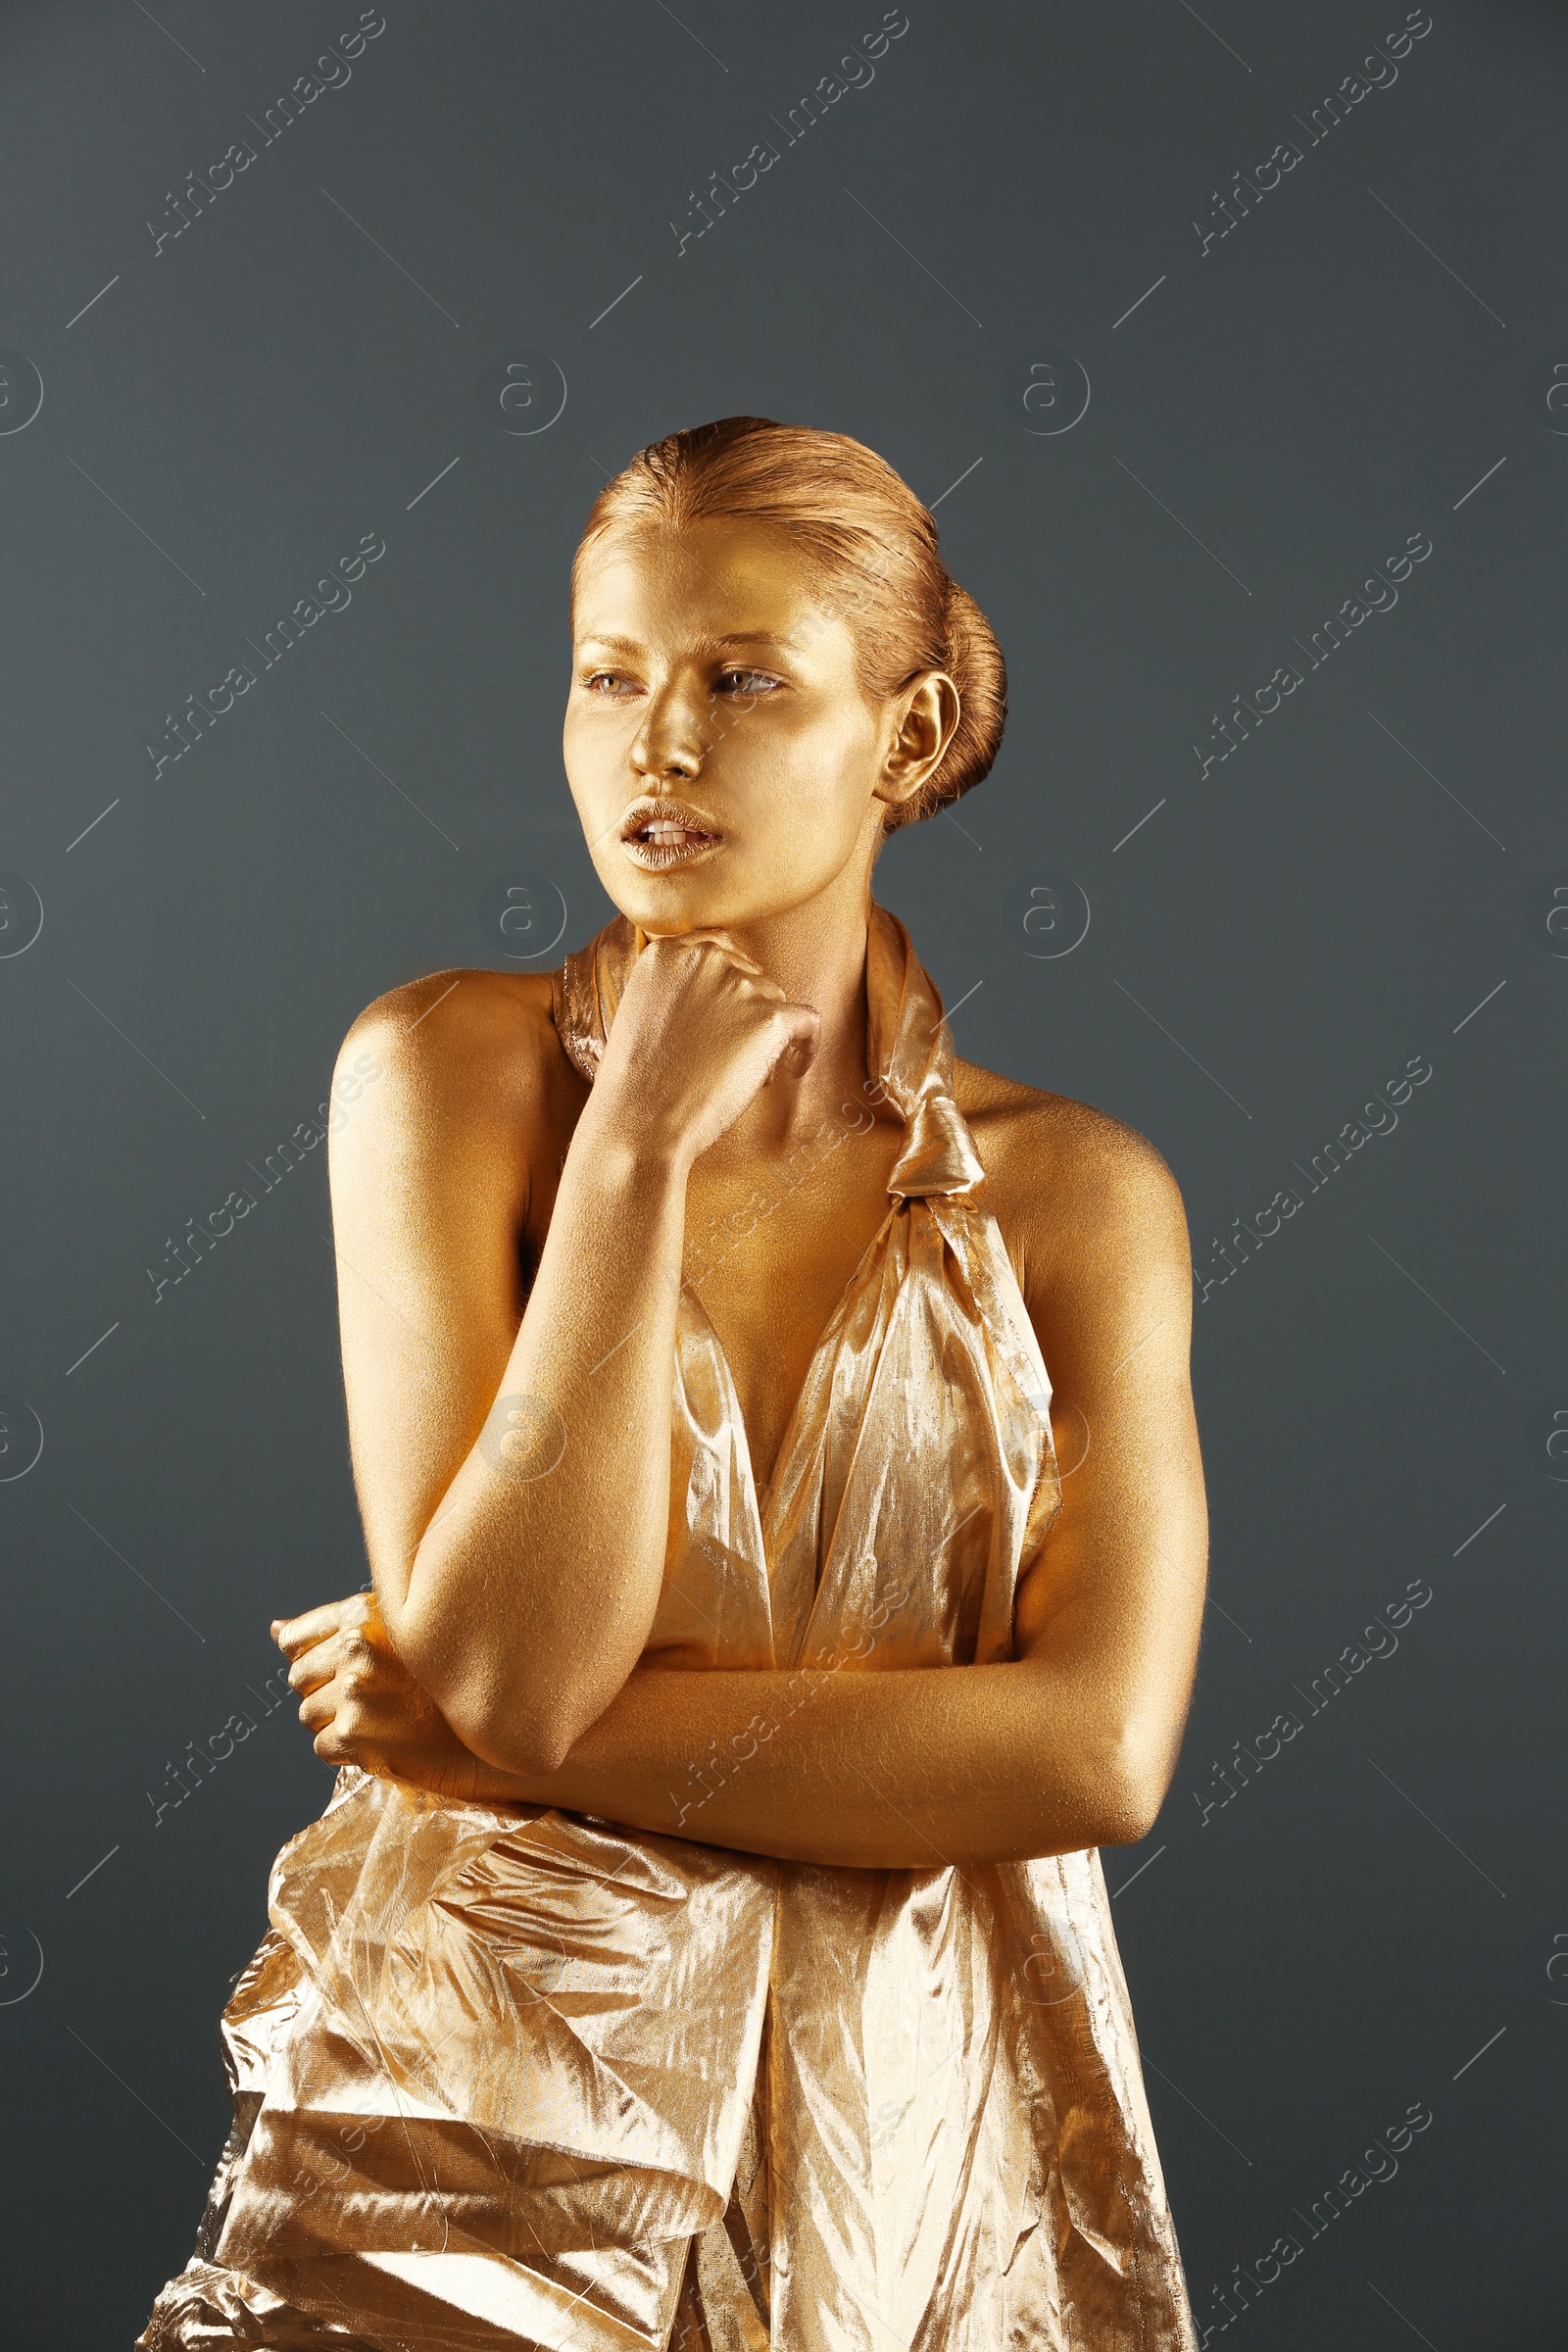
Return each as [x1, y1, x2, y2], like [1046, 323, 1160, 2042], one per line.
[552, 902, 994, 1627]
[680, 1196, 901, 1544]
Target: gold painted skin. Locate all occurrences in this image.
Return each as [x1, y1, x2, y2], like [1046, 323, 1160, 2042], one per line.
[286, 516, 1207, 1866]
[140, 515, 1208, 2347]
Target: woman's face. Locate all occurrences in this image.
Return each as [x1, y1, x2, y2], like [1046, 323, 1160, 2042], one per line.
[564, 516, 935, 937]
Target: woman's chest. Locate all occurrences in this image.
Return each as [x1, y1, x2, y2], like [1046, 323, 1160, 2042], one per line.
[656, 1176, 1041, 1674]
[681, 1121, 905, 1494]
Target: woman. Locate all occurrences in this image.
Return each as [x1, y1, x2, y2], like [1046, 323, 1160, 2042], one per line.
[142, 416, 1207, 2350]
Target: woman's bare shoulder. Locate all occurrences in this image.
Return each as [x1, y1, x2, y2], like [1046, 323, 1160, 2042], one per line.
[953, 1056, 1190, 1280]
[337, 965, 584, 1136]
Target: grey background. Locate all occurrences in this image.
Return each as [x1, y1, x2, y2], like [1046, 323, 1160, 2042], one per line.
[1, 3, 1564, 2344]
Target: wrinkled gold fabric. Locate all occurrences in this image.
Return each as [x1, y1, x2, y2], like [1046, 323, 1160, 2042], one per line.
[140, 904, 1197, 2351]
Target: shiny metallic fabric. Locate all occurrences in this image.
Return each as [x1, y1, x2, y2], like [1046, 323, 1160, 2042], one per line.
[140, 905, 1197, 2350]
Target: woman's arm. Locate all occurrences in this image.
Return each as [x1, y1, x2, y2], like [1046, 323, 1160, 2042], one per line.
[291, 1113, 1207, 1868]
[327, 975, 686, 1776]
[480, 1654, 1148, 1869]
[283, 1600, 1140, 1869]
[329, 940, 816, 1775]
[512, 1116, 1208, 1866]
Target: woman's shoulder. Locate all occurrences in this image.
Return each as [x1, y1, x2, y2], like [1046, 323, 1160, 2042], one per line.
[953, 1056, 1189, 1274]
[334, 964, 584, 1136]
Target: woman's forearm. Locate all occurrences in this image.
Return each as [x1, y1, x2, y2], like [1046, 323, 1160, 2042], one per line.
[390, 1105, 689, 1774]
[457, 1655, 1150, 1870]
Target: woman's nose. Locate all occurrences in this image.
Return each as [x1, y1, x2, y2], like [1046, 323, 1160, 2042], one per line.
[630, 682, 707, 780]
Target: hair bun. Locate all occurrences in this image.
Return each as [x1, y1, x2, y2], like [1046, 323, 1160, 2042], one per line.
[908, 573, 1006, 827]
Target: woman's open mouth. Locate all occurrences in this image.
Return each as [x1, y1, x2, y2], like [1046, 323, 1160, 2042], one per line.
[618, 798, 723, 870]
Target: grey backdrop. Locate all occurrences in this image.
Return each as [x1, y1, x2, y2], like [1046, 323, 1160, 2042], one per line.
[1, 3, 1564, 2345]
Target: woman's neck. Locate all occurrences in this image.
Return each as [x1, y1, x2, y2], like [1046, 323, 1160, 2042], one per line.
[705, 889, 882, 1155]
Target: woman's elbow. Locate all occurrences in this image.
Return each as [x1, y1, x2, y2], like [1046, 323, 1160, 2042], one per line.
[1095, 1778, 1166, 1848]
[1090, 1717, 1176, 1847]
[432, 1660, 583, 1778]
[461, 1697, 577, 1779]
[393, 1597, 576, 1777]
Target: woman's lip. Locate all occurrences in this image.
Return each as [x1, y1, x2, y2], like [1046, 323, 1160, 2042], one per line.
[620, 829, 722, 870]
[629, 821, 715, 842]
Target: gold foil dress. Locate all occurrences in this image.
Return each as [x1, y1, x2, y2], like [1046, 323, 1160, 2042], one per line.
[140, 905, 1198, 2351]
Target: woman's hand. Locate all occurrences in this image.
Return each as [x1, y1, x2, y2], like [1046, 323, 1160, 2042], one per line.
[587, 931, 820, 1171]
[273, 1591, 507, 1800]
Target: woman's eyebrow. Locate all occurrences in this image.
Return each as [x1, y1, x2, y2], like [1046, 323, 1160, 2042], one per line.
[575, 629, 796, 655]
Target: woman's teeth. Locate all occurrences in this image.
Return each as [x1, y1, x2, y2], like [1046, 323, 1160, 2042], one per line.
[622, 810, 717, 862]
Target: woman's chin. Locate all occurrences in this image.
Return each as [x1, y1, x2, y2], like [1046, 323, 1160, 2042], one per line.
[588, 843, 840, 942]
[594, 856, 747, 935]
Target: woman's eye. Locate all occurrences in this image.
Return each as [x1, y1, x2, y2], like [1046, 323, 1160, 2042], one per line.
[579, 666, 777, 698]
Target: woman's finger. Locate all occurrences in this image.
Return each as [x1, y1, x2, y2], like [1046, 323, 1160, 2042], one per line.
[314, 1700, 386, 1770]
[273, 1593, 368, 1660]
[288, 1629, 351, 1693]
[666, 927, 764, 979]
[297, 1685, 338, 1734]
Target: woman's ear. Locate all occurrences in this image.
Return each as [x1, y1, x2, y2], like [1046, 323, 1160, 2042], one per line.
[871, 672, 959, 819]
